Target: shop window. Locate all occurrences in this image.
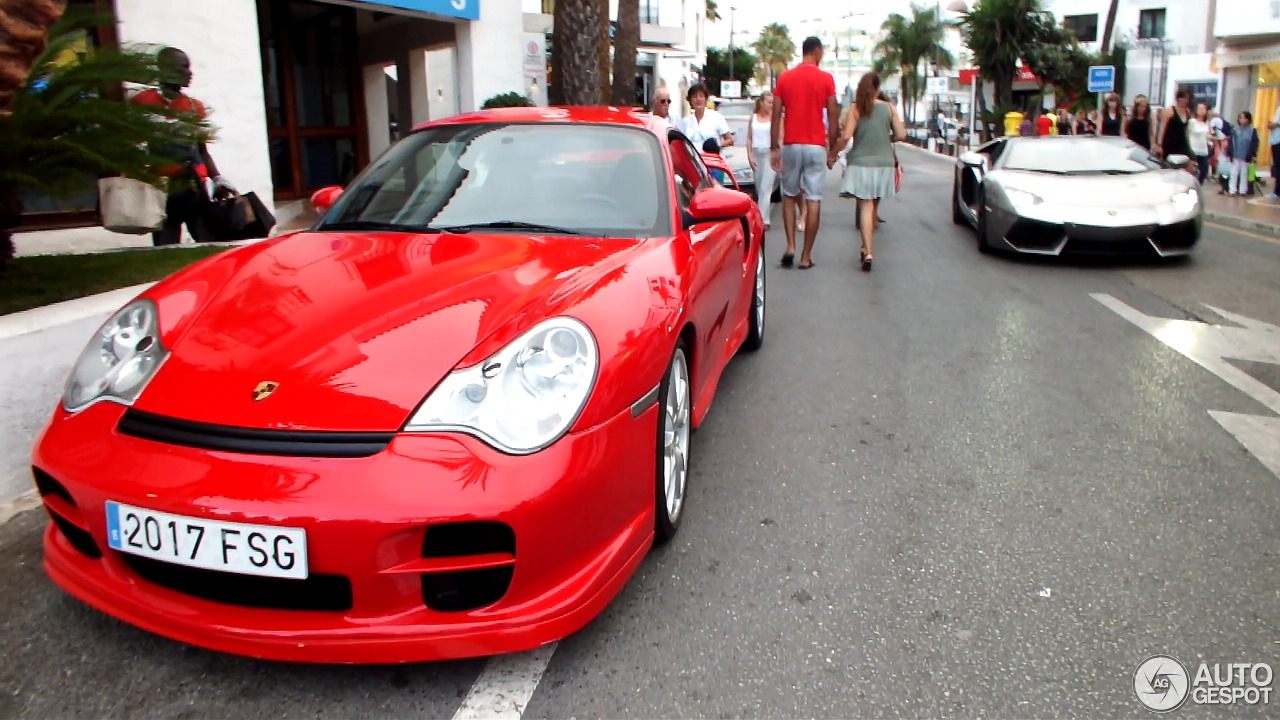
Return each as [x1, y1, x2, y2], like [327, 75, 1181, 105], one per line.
[1257, 62, 1280, 85]
[1063, 14, 1098, 43]
[18, 0, 118, 231]
[1137, 9, 1165, 40]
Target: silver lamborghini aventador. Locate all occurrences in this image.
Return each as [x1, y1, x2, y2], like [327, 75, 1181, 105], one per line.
[951, 135, 1202, 257]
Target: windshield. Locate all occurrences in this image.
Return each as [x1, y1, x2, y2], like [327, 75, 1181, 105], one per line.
[319, 122, 671, 237]
[1000, 137, 1166, 175]
[718, 102, 753, 121]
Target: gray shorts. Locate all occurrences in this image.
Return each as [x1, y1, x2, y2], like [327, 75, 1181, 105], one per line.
[780, 144, 827, 201]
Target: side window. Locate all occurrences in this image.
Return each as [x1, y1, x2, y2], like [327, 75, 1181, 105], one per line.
[668, 134, 710, 209]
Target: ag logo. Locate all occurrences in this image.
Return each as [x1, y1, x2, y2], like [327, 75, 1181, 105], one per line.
[1134, 655, 1191, 712]
[251, 381, 279, 402]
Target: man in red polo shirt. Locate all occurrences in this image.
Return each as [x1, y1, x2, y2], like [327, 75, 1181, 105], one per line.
[130, 47, 234, 246]
[769, 37, 839, 270]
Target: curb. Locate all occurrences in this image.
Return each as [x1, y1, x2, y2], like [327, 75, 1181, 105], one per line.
[0, 282, 154, 341]
[1202, 211, 1280, 238]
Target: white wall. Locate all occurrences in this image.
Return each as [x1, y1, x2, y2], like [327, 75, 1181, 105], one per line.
[426, 47, 462, 118]
[456, 0, 527, 112]
[657, 53, 693, 119]
[1214, 0, 1280, 38]
[113, 0, 275, 216]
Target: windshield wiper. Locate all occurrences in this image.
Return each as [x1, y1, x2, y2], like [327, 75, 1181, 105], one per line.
[438, 220, 582, 235]
[318, 220, 446, 233]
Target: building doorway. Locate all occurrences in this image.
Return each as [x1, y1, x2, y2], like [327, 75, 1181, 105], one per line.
[257, 0, 366, 201]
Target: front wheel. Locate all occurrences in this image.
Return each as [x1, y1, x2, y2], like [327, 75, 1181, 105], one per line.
[951, 176, 966, 225]
[654, 342, 692, 544]
[976, 188, 992, 254]
[742, 244, 765, 351]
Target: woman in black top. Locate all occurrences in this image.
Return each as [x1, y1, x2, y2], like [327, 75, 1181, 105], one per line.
[1056, 108, 1072, 135]
[1099, 92, 1124, 136]
[1156, 87, 1193, 160]
[1125, 95, 1155, 150]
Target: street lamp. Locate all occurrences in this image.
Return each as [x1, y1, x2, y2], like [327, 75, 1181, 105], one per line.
[728, 6, 737, 82]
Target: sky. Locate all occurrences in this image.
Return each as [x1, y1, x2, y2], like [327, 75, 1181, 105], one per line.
[702, 0, 921, 49]
[701, 0, 974, 51]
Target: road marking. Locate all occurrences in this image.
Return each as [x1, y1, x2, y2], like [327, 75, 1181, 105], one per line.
[452, 642, 557, 720]
[1093, 293, 1280, 477]
[1204, 221, 1280, 245]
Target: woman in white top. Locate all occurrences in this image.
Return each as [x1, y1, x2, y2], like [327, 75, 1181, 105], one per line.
[1187, 102, 1212, 185]
[746, 91, 777, 227]
[680, 82, 733, 150]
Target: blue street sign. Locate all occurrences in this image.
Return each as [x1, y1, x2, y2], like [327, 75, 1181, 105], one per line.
[348, 0, 479, 22]
[1088, 65, 1115, 93]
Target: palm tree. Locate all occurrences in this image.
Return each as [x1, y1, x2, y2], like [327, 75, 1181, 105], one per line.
[958, 0, 1046, 129]
[751, 23, 795, 91]
[611, 0, 640, 105]
[0, 0, 68, 115]
[0, 8, 210, 265]
[550, 0, 603, 104]
[706, 0, 721, 22]
[1100, 0, 1119, 54]
[874, 5, 954, 124]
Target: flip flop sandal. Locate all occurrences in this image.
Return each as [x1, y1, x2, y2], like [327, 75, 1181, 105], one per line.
[780, 252, 795, 267]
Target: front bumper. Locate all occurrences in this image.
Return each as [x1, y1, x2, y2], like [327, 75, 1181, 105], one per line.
[985, 202, 1202, 257]
[32, 400, 657, 664]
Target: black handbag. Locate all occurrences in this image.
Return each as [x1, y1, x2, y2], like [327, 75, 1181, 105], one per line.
[206, 189, 276, 241]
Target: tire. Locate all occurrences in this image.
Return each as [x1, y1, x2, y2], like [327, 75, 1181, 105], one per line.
[951, 176, 966, 225]
[654, 342, 692, 544]
[976, 188, 991, 254]
[742, 242, 765, 351]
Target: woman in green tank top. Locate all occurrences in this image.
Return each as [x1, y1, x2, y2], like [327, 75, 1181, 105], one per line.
[833, 72, 905, 271]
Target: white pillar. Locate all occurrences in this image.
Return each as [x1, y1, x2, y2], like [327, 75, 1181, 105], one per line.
[455, 0, 526, 112]
[364, 64, 391, 159]
[112, 0, 273, 214]
[427, 47, 461, 120]
[409, 49, 431, 126]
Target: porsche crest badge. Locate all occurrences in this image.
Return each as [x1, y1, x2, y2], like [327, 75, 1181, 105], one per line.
[251, 381, 279, 401]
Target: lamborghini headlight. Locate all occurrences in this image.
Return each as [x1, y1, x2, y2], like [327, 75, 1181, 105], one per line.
[63, 299, 168, 412]
[405, 317, 599, 454]
[1171, 188, 1199, 213]
[1005, 188, 1043, 209]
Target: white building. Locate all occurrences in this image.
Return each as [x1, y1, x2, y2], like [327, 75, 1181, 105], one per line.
[20, 0, 558, 251]
[1213, 0, 1280, 166]
[1045, 0, 1217, 109]
[526, 0, 706, 119]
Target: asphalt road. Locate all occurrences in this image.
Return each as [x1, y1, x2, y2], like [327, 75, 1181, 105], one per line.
[2, 148, 1278, 718]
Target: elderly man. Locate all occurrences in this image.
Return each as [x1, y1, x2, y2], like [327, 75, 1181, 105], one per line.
[648, 88, 675, 131]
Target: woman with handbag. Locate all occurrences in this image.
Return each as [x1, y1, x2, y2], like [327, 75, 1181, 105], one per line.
[832, 72, 905, 272]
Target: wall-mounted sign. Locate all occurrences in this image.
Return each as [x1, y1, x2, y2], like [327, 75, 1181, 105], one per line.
[349, 0, 479, 22]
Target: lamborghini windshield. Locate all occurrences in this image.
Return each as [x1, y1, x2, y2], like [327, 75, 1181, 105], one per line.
[1000, 136, 1166, 175]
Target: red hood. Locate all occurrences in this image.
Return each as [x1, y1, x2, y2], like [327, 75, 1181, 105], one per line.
[134, 231, 639, 431]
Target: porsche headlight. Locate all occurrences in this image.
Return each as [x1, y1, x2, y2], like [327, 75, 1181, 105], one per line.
[405, 317, 599, 454]
[63, 299, 168, 412]
[1171, 188, 1199, 213]
[1005, 188, 1043, 209]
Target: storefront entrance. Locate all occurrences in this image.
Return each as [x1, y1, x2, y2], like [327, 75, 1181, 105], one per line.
[257, 0, 366, 202]
[1248, 62, 1280, 169]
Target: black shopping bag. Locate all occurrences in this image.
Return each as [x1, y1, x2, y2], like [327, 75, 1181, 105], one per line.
[206, 190, 276, 241]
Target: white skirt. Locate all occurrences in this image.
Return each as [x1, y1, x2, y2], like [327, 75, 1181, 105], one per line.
[840, 165, 896, 200]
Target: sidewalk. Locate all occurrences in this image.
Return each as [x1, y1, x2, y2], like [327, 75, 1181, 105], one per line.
[900, 143, 1280, 239]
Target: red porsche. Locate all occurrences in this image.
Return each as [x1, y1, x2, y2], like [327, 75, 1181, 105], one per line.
[31, 107, 766, 663]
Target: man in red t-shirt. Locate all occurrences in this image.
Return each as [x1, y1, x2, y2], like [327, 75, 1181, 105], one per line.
[130, 47, 234, 246]
[769, 37, 839, 270]
[1035, 111, 1053, 136]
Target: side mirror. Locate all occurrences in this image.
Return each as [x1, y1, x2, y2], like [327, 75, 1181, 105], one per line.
[310, 185, 343, 213]
[1165, 154, 1191, 170]
[686, 185, 753, 225]
[959, 151, 986, 168]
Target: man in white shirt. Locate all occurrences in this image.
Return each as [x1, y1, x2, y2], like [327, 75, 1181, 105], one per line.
[680, 82, 733, 150]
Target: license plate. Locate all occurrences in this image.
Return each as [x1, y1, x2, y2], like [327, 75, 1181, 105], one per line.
[105, 501, 308, 579]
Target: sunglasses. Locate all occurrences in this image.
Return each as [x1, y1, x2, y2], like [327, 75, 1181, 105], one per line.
[656, 99, 671, 104]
